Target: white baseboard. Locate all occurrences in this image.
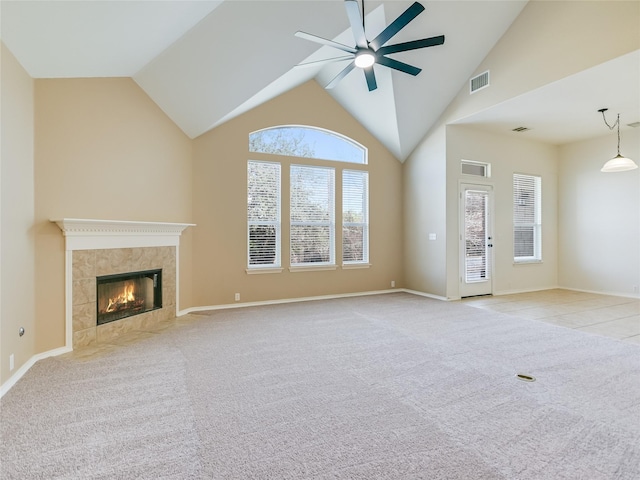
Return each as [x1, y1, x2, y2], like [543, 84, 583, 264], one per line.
[1, 346, 72, 398]
[400, 289, 450, 302]
[178, 289, 408, 316]
[492, 285, 561, 297]
[560, 286, 640, 300]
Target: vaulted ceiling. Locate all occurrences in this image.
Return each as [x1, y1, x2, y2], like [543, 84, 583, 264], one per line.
[2, 1, 638, 161]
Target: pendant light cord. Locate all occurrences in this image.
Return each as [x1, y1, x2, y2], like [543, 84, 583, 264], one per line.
[599, 109, 621, 156]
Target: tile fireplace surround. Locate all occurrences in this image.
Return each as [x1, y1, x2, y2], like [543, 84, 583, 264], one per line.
[52, 219, 194, 349]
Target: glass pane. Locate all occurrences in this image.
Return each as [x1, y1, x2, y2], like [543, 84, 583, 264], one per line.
[514, 226, 534, 257]
[248, 225, 277, 266]
[290, 225, 332, 264]
[343, 226, 365, 263]
[248, 161, 280, 268]
[250, 126, 366, 164]
[465, 190, 489, 282]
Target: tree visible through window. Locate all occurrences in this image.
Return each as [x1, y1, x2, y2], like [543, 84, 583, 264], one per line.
[290, 165, 335, 265]
[247, 161, 280, 267]
[250, 126, 366, 164]
[248, 125, 368, 270]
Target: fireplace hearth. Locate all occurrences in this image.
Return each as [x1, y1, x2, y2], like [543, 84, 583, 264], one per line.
[96, 269, 162, 325]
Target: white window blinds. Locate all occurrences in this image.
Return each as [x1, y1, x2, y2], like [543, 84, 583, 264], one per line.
[464, 189, 489, 281]
[342, 170, 369, 264]
[513, 173, 542, 262]
[247, 161, 281, 267]
[290, 165, 335, 265]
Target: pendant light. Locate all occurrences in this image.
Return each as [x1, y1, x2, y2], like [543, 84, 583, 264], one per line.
[598, 108, 638, 173]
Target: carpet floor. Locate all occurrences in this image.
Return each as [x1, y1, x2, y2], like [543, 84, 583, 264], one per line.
[1, 292, 639, 479]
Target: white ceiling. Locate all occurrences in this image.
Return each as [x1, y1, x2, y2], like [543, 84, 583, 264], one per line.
[1, 1, 638, 161]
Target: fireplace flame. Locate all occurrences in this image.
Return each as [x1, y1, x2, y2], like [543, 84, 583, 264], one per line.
[105, 281, 136, 313]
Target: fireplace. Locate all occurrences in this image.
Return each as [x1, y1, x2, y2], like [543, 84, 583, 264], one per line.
[96, 269, 162, 325]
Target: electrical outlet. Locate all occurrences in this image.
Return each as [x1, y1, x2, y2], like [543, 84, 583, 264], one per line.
[9, 354, 14, 371]
[234, 293, 240, 302]
[391, 280, 395, 288]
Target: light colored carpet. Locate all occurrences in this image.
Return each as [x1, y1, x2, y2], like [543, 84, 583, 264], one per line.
[1, 292, 639, 479]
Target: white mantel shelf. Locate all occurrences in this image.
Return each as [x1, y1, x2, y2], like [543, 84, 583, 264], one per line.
[51, 218, 195, 251]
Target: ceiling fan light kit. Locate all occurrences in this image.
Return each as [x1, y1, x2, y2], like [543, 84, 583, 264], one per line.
[295, 0, 445, 91]
[354, 51, 376, 68]
[598, 108, 638, 173]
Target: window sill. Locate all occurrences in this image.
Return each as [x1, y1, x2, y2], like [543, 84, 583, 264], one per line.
[342, 263, 371, 270]
[246, 267, 284, 275]
[513, 260, 543, 265]
[289, 265, 337, 273]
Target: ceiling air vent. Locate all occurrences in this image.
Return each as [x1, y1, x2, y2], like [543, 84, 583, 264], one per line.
[470, 71, 489, 94]
[512, 127, 530, 132]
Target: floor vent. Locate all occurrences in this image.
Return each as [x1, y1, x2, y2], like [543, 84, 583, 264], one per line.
[512, 126, 530, 132]
[470, 70, 489, 93]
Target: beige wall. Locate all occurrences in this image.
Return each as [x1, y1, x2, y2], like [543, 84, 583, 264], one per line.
[446, 126, 559, 298]
[403, 123, 447, 297]
[192, 80, 403, 306]
[404, 0, 639, 299]
[33, 78, 193, 352]
[559, 129, 640, 296]
[1, 43, 36, 385]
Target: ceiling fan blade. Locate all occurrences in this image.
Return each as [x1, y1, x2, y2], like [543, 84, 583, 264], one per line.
[325, 61, 356, 89]
[295, 31, 357, 54]
[369, 1, 425, 51]
[376, 56, 422, 76]
[345, 0, 368, 49]
[363, 66, 377, 91]
[295, 56, 354, 68]
[376, 35, 445, 56]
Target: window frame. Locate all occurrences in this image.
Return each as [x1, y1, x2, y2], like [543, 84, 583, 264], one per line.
[250, 125, 367, 165]
[342, 169, 370, 266]
[246, 125, 369, 273]
[247, 160, 282, 272]
[513, 173, 542, 264]
[289, 164, 336, 268]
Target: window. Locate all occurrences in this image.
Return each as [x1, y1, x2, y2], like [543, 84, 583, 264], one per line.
[250, 126, 366, 164]
[247, 161, 281, 268]
[461, 160, 490, 177]
[513, 173, 541, 262]
[290, 165, 335, 266]
[343, 170, 369, 264]
[247, 125, 368, 271]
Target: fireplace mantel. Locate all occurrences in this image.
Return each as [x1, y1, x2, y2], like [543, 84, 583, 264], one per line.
[51, 218, 195, 251]
[51, 218, 195, 349]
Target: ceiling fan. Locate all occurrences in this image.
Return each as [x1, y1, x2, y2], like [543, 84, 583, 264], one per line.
[295, 0, 445, 91]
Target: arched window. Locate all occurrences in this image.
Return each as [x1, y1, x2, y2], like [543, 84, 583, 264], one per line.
[248, 126, 369, 272]
[249, 125, 367, 164]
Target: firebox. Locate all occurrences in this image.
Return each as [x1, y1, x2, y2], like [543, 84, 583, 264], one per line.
[96, 269, 162, 325]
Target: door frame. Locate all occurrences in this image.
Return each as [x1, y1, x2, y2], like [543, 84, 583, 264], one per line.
[459, 182, 494, 298]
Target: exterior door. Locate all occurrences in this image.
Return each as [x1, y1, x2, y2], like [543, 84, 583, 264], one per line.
[459, 184, 493, 297]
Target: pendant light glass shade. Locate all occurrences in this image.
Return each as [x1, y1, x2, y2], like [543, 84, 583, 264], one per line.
[601, 154, 638, 173]
[599, 109, 637, 173]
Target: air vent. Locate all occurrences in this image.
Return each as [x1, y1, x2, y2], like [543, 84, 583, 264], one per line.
[512, 127, 530, 132]
[470, 71, 490, 93]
